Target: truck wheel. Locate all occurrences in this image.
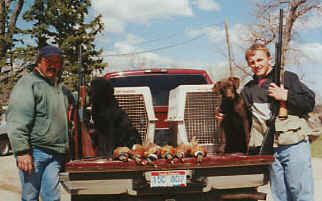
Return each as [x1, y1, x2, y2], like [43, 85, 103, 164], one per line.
[0, 136, 10, 156]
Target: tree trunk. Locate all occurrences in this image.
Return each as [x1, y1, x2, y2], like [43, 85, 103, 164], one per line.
[0, 0, 6, 57]
[0, 0, 24, 58]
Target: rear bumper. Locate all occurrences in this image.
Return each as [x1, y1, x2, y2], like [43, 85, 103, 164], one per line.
[68, 190, 267, 201]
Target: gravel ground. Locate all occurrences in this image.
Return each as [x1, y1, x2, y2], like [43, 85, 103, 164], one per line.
[1, 155, 321, 201]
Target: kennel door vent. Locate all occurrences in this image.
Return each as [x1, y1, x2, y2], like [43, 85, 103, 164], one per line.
[114, 87, 157, 144]
[167, 84, 222, 154]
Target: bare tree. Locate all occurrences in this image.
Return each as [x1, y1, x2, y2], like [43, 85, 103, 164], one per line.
[0, 0, 24, 113]
[249, 0, 321, 67]
[0, 0, 24, 58]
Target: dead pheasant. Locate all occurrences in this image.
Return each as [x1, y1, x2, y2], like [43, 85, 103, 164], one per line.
[143, 143, 161, 165]
[160, 145, 176, 163]
[175, 143, 192, 162]
[129, 144, 147, 165]
[190, 137, 207, 163]
[113, 146, 130, 162]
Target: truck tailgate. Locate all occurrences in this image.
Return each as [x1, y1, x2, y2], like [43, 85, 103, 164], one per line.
[60, 154, 274, 196]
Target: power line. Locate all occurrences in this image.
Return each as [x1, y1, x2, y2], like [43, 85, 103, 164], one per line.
[103, 32, 180, 52]
[103, 34, 206, 57]
[135, 32, 179, 47]
[102, 21, 224, 55]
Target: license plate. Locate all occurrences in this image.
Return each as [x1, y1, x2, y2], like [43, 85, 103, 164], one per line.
[150, 170, 187, 187]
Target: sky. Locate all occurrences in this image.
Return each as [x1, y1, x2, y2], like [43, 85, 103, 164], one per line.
[88, 0, 322, 102]
[16, 0, 322, 102]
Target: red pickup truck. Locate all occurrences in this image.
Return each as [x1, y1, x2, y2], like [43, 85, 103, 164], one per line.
[60, 68, 274, 201]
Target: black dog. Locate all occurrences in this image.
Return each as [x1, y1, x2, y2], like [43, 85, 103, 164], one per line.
[214, 77, 251, 154]
[90, 77, 142, 157]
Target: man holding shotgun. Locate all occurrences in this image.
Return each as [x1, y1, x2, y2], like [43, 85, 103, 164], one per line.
[242, 43, 315, 201]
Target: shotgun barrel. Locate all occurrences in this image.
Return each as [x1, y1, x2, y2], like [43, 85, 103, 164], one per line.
[78, 45, 97, 158]
[275, 9, 288, 119]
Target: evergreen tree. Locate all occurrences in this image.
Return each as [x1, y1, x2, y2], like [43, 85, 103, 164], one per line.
[0, 0, 25, 112]
[0, 0, 24, 58]
[23, 0, 104, 89]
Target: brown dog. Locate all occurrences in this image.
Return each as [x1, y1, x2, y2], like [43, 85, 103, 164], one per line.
[214, 77, 251, 154]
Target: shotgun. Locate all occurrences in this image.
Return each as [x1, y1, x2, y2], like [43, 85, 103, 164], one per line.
[260, 8, 286, 155]
[77, 45, 97, 158]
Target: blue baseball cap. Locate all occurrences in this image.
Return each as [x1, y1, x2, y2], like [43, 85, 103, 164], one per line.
[39, 45, 63, 58]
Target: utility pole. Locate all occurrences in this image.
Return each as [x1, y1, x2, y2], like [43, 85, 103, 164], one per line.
[224, 20, 233, 77]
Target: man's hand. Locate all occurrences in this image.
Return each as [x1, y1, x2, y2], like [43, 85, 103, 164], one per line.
[268, 83, 288, 101]
[17, 153, 34, 174]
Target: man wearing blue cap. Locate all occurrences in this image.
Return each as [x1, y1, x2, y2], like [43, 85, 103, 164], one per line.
[7, 45, 69, 201]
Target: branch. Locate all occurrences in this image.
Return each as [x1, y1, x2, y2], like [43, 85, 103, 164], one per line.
[0, 0, 5, 36]
[232, 60, 252, 77]
[296, 4, 321, 17]
[5, 0, 12, 10]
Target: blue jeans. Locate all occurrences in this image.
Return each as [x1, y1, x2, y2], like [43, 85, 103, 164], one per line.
[269, 140, 314, 201]
[19, 148, 65, 201]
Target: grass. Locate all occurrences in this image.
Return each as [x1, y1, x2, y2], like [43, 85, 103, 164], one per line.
[311, 136, 322, 158]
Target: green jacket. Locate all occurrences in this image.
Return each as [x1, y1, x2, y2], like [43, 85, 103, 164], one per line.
[7, 71, 69, 155]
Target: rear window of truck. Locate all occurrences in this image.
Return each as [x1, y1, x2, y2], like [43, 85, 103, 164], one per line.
[110, 74, 208, 106]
